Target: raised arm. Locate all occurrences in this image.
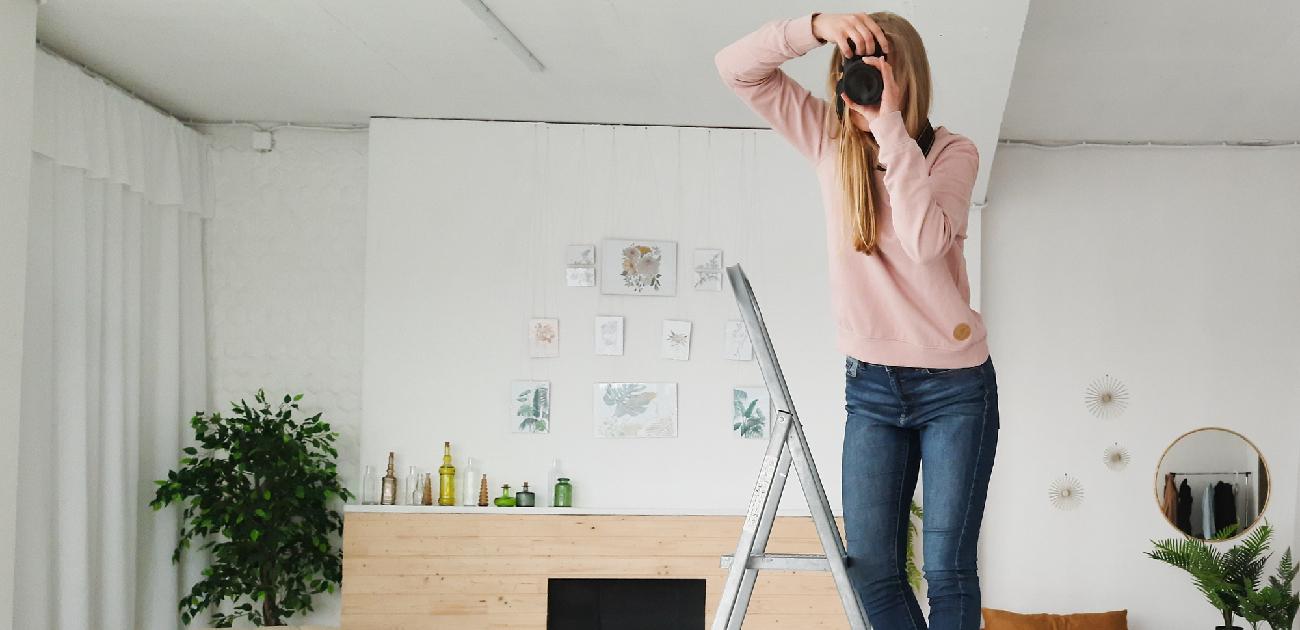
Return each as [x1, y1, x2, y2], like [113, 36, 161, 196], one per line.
[869, 110, 980, 264]
[714, 14, 829, 162]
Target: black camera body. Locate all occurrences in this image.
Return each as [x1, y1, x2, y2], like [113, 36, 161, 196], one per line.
[834, 41, 936, 160]
[835, 41, 887, 117]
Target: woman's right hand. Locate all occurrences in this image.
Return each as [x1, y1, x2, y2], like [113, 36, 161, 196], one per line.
[811, 12, 890, 58]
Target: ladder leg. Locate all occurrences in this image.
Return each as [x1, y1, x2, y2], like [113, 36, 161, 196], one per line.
[726, 444, 791, 630]
[788, 417, 870, 630]
[711, 412, 792, 630]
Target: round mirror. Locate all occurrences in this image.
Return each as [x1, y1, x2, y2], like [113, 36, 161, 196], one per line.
[1155, 427, 1270, 541]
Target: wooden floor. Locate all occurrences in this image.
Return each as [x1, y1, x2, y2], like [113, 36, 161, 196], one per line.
[341, 511, 855, 629]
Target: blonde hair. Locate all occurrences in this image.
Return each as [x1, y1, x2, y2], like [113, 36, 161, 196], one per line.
[825, 12, 933, 255]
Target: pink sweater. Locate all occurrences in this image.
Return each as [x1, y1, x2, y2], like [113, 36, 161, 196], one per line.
[715, 14, 988, 369]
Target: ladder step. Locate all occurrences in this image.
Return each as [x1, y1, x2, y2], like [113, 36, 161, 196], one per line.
[720, 553, 840, 572]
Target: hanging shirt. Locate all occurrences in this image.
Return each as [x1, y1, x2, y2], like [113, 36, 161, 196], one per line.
[1202, 483, 1215, 538]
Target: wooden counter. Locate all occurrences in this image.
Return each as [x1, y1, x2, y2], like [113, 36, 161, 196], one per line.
[341, 506, 853, 629]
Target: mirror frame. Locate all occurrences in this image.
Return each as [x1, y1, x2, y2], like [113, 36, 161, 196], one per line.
[1153, 426, 1271, 542]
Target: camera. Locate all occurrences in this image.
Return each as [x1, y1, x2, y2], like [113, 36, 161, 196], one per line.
[835, 39, 886, 117]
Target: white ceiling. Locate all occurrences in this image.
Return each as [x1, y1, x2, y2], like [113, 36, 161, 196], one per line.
[1001, 0, 1300, 142]
[36, 1, 1032, 202]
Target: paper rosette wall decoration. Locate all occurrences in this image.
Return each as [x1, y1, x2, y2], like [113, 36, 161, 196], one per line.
[1102, 443, 1131, 471]
[1084, 374, 1130, 419]
[1048, 474, 1085, 510]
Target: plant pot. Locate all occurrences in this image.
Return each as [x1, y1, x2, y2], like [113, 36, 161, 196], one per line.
[1214, 626, 1243, 630]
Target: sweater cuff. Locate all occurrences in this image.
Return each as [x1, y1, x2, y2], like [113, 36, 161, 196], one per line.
[868, 109, 911, 155]
[785, 13, 823, 56]
[868, 108, 909, 148]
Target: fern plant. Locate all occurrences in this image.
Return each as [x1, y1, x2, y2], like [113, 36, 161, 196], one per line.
[1240, 548, 1299, 630]
[905, 501, 924, 590]
[1147, 523, 1272, 629]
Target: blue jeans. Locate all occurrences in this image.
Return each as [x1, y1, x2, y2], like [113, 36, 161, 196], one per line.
[842, 354, 999, 630]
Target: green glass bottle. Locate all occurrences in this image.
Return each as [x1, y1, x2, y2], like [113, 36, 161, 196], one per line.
[494, 484, 516, 507]
[553, 478, 572, 507]
[515, 482, 536, 507]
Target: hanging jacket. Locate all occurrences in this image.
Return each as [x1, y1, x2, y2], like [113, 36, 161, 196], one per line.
[1176, 479, 1193, 535]
[1161, 473, 1179, 525]
[1214, 481, 1238, 536]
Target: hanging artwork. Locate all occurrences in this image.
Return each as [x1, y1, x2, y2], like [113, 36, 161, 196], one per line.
[1102, 443, 1131, 471]
[600, 238, 677, 296]
[661, 320, 693, 361]
[510, 381, 550, 434]
[594, 316, 624, 356]
[693, 249, 724, 291]
[1048, 474, 1085, 510]
[732, 386, 770, 439]
[593, 382, 678, 438]
[528, 318, 559, 357]
[723, 320, 754, 361]
[565, 244, 596, 287]
[1084, 374, 1130, 419]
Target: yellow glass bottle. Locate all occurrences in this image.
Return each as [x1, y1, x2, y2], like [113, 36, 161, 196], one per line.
[438, 441, 456, 506]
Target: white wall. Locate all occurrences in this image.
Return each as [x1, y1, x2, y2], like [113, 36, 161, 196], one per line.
[0, 2, 37, 628]
[200, 124, 368, 625]
[980, 143, 1300, 627]
[364, 118, 863, 515]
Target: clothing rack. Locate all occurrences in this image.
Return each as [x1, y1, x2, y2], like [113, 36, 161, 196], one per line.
[1171, 471, 1252, 476]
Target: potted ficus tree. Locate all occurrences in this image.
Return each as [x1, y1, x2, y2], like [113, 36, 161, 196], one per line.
[151, 390, 352, 627]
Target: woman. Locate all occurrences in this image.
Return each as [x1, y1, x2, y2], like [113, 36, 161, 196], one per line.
[716, 11, 999, 630]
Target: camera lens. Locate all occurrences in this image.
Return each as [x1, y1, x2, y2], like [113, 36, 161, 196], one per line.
[842, 58, 884, 106]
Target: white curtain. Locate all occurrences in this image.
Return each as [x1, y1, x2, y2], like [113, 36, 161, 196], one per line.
[15, 50, 212, 630]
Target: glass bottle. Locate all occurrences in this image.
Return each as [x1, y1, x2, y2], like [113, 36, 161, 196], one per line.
[361, 465, 377, 505]
[494, 484, 516, 507]
[553, 477, 573, 508]
[438, 441, 456, 506]
[462, 455, 477, 506]
[421, 473, 434, 506]
[515, 482, 536, 507]
[406, 466, 420, 505]
[380, 452, 398, 505]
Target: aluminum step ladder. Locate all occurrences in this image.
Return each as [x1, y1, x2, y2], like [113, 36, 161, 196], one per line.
[712, 264, 869, 630]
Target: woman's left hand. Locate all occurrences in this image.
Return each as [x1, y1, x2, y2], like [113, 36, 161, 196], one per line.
[840, 56, 901, 125]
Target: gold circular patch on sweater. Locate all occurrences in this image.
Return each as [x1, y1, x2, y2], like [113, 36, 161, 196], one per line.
[953, 323, 972, 341]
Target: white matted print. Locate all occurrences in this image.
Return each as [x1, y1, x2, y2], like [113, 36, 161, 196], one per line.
[566, 267, 596, 287]
[566, 244, 597, 287]
[594, 316, 625, 356]
[528, 318, 559, 357]
[661, 320, 692, 361]
[732, 386, 771, 439]
[511, 381, 551, 434]
[594, 382, 678, 438]
[693, 249, 724, 291]
[724, 320, 754, 361]
[566, 244, 596, 266]
[601, 238, 677, 296]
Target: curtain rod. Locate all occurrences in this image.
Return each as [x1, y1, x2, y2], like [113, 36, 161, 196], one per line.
[35, 40, 184, 124]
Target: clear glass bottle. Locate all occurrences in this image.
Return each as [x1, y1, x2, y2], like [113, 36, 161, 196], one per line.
[406, 466, 421, 505]
[361, 465, 377, 505]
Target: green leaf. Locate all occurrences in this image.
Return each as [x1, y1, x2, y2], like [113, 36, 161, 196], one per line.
[250, 529, 261, 542]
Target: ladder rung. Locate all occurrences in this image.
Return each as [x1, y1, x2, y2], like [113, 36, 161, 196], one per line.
[720, 553, 838, 572]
